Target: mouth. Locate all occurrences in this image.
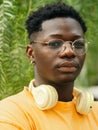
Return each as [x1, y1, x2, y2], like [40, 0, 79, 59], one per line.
[57, 62, 78, 73]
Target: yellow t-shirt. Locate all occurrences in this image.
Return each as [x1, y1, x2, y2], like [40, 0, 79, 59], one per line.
[0, 87, 98, 130]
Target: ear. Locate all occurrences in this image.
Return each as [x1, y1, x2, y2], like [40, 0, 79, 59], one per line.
[26, 45, 35, 63]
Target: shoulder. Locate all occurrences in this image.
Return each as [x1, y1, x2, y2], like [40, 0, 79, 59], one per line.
[90, 101, 98, 117]
[0, 88, 28, 110]
[0, 87, 36, 115]
[0, 87, 36, 129]
[93, 101, 98, 110]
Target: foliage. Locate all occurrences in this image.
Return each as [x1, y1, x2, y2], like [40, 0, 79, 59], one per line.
[0, 0, 98, 99]
[0, 0, 34, 99]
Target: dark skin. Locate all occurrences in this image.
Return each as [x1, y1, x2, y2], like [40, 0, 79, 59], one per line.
[26, 18, 86, 102]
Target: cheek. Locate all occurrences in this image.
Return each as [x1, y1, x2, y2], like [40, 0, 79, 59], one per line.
[79, 54, 86, 69]
[34, 48, 55, 68]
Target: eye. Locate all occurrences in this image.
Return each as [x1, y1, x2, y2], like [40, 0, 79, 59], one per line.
[73, 40, 85, 49]
[48, 40, 63, 48]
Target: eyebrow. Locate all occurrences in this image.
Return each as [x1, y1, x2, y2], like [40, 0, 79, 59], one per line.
[48, 34, 64, 38]
[47, 33, 83, 39]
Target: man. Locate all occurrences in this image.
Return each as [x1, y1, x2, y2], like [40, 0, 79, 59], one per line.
[0, 2, 98, 130]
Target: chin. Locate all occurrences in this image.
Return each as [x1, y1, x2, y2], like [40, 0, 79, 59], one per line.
[59, 78, 75, 83]
[57, 74, 77, 82]
[51, 78, 75, 86]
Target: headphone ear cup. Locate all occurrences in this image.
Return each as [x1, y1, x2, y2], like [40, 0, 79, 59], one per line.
[32, 85, 58, 110]
[75, 88, 94, 115]
[29, 81, 94, 114]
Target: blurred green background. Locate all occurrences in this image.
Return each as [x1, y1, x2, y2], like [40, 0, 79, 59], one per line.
[0, 0, 98, 99]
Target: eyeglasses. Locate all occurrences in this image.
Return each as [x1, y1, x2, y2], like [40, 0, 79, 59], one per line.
[31, 39, 87, 56]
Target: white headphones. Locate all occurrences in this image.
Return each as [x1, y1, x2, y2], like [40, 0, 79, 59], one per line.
[29, 80, 94, 115]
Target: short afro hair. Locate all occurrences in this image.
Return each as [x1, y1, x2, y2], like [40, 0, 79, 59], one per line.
[26, 2, 87, 38]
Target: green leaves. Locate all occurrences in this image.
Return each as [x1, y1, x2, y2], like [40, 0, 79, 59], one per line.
[0, 0, 33, 99]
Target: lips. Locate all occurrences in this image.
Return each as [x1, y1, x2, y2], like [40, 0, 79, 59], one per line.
[57, 62, 78, 73]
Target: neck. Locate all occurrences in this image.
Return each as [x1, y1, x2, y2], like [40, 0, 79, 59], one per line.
[57, 84, 74, 102]
[50, 82, 74, 102]
[34, 77, 74, 102]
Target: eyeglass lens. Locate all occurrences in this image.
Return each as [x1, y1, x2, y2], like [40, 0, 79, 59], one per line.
[48, 39, 86, 55]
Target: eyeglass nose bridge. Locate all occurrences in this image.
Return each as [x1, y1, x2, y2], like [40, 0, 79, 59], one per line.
[60, 41, 74, 53]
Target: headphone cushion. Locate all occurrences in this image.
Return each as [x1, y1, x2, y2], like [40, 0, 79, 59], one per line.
[32, 85, 58, 110]
[76, 91, 94, 115]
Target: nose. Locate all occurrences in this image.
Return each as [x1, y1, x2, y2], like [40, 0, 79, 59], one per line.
[59, 42, 75, 58]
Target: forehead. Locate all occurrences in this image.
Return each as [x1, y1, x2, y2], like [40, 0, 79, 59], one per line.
[30, 18, 84, 41]
[41, 18, 84, 39]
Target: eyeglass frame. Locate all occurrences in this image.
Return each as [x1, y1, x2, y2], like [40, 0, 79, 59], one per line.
[30, 39, 88, 56]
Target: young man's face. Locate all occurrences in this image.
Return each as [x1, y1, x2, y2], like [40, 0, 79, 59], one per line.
[27, 18, 86, 85]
